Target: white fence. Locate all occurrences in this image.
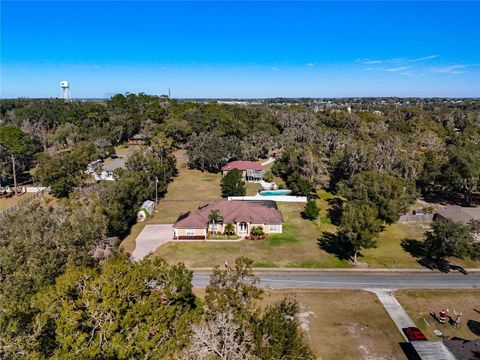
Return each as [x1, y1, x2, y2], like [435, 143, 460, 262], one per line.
[1, 186, 48, 193]
[228, 194, 307, 203]
[398, 214, 434, 223]
[0, 187, 50, 219]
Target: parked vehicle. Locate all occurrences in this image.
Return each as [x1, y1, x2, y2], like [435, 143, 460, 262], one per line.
[402, 327, 427, 341]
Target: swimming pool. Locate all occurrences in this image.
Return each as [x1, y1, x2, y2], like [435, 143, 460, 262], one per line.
[259, 189, 292, 196]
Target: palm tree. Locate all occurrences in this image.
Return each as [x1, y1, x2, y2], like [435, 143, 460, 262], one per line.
[208, 209, 223, 234]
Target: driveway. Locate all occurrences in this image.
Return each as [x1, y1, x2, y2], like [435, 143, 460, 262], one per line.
[131, 224, 173, 261]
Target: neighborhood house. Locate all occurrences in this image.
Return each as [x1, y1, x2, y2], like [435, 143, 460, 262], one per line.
[221, 160, 264, 182]
[435, 205, 480, 242]
[435, 206, 480, 225]
[173, 199, 283, 240]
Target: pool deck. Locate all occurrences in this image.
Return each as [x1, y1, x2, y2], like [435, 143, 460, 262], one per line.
[228, 194, 307, 203]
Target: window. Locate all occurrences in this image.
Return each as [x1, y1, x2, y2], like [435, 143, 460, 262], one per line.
[269, 224, 280, 232]
[186, 229, 195, 236]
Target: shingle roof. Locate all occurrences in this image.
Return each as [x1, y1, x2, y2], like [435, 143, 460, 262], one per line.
[174, 200, 283, 229]
[444, 338, 480, 360]
[410, 341, 457, 360]
[436, 206, 480, 225]
[221, 160, 263, 172]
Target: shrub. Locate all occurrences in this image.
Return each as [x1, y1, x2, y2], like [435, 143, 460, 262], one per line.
[263, 171, 274, 182]
[251, 226, 264, 236]
[302, 200, 320, 220]
[224, 223, 235, 235]
[221, 169, 246, 197]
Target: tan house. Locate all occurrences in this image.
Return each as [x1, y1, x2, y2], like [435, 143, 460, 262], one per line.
[173, 200, 283, 240]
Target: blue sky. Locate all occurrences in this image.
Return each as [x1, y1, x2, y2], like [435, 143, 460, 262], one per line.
[1, 1, 479, 98]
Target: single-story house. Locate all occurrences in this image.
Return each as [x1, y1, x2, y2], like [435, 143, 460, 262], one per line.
[435, 206, 480, 225]
[127, 134, 148, 145]
[173, 199, 283, 240]
[221, 160, 264, 182]
[435, 206, 480, 242]
[410, 338, 480, 360]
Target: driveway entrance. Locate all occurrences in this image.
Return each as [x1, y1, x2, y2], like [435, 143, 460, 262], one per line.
[131, 224, 173, 260]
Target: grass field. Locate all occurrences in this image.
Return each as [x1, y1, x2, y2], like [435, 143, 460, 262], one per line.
[193, 288, 405, 360]
[396, 289, 480, 341]
[120, 150, 221, 253]
[121, 150, 480, 269]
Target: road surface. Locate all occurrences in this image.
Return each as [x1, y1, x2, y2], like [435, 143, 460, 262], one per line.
[192, 272, 480, 289]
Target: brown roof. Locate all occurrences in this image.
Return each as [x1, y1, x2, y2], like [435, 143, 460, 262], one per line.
[174, 200, 283, 229]
[436, 206, 480, 225]
[221, 160, 263, 172]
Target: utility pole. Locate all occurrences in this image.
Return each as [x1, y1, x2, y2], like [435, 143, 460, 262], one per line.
[11, 154, 17, 196]
[155, 177, 159, 204]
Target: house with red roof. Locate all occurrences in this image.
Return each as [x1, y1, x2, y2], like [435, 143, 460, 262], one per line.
[173, 199, 283, 239]
[221, 160, 264, 182]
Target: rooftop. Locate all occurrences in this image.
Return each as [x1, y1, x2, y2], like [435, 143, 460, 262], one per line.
[221, 160, 263, 172]
[436, 206, 480, 225]
[174, 199, 283, 229]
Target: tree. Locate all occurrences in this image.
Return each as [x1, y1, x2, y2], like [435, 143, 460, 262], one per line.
[190, 258, 315, 360]
[30, 256, 199, 359]
[0, 125, 35, 195]
[339, 201, 382, 263]
[303, 200, 320, 220]
[204, 257, 263, 321]
[439, 145, 480, 206]
[126, 146, 176, 196]
[424, 219, 476, 260]
[35, 142, 97, 197]
[221, 169, 246, 197]
[187, 132, 241, 172]
[184, 311, 253, 360]
[208, 209, 224, 234]
[252, 298, 315, 360]
[224, 223, 235, 236]
[287, 173, 315, 196]
[263, 170, 274, 183]
[339, 171, 416, 224]
[0, 202, 109, 357]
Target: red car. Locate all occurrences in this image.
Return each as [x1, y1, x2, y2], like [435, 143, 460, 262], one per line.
[403, 327, 427, 341]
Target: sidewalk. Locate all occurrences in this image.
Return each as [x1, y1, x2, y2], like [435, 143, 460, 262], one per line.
[367, 289, 415, 341]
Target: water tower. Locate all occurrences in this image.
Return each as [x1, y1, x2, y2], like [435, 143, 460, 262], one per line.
[60, 80, 71, 101]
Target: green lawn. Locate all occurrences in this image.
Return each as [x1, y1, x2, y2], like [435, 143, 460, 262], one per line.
[120, 150, 221, 254]
[121, 151, 480, 269]
[154, 202, 347, 268]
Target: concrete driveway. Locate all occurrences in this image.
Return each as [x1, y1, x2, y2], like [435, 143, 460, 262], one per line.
[131, 224, 173, 261]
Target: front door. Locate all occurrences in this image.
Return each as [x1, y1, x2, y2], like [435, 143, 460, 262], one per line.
[238, 222, 248, 235]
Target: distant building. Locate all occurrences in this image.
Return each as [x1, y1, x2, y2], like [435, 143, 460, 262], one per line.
[435, 206, 480, 242]
[127, 134, 148, 145]
[221, 160, 264, 182]
[435, 206, 480, 225]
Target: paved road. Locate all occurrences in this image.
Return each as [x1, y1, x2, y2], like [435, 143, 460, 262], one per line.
[192, 272, 480, 289]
